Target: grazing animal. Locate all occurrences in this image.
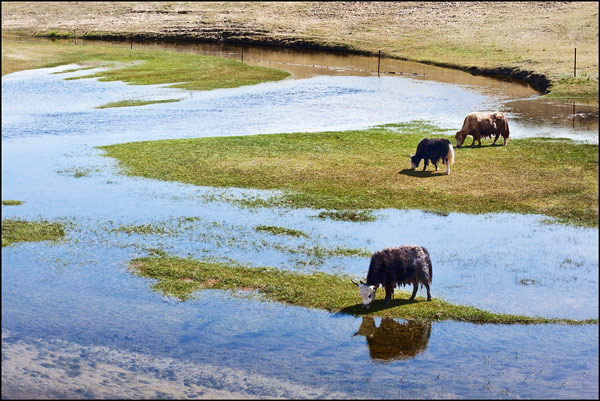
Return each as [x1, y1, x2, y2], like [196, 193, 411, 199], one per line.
[409, 138, 455, 175]
[455, 111, 510, 147]
[352, 245, 433, 309]
[354, 317, 431, 361]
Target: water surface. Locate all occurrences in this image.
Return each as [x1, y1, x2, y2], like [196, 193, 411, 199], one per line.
[2, 48, 598, 398]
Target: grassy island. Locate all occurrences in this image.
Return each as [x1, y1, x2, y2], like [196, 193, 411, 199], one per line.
[100, 121, 598, 227]
[129, 254, 597, 325]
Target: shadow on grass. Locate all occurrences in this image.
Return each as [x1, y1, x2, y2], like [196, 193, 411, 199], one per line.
[338, 298, 420, 316]
[397, 169, 448, 177]
[455, 143, 503, 150]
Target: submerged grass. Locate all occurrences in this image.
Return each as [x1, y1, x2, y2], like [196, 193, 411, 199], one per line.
[100, 122, 598, 227]
[255, 225, 308, 238]
[2, 218, 65, 247]
[2, 200, 24, 206]
[129, 255, 597, 325]
[317, 210, 376, 222]
[95, 98, 182, 109]
[1, 39, 290, 90]
[111, 223, 170, 235]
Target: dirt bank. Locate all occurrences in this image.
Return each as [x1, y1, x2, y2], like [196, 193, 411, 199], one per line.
[2, 2, 598, 97]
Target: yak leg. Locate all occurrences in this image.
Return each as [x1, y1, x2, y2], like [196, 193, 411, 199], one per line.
[424, 282, 432, 301]
[470, 136, 476, 147]
[445, 159, 450, 175]
[408, 280, 419, 301]
[384, 282, 395, 305]
[492, 133, 499, 145]
[433, 161, 439, 171]
[422, 159, 428, 172]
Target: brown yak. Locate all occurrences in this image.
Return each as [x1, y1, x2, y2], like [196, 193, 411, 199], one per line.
[455, 112, 510, 147]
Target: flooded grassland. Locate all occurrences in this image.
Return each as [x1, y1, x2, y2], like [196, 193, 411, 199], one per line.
[2, 41, 598, 398]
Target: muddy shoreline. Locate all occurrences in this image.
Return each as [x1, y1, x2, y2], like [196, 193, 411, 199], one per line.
[4, 2, 596, 97]
[30, 30, 552, 93]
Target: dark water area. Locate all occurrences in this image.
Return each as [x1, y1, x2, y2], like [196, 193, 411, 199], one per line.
[2, 36, 598, 398]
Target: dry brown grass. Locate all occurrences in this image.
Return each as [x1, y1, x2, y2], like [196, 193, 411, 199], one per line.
[2, 2, 598, 97]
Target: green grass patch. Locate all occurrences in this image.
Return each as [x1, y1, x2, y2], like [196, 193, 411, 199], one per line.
[2, 200, 24, 206]
[95, 98, 182, 109]
[99, 121, 598, 227]
[2, 218, 65, 247]
[543, 74, 599, 101]
[51, 65, 101, 74]
[129, 255, 596, 325]
[270, 243, 371, 258]
[255, 225, 308, 238]
[2, 39, 290, 90]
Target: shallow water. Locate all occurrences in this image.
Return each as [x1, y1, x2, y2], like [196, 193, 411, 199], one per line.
[2, 49, 598, 398]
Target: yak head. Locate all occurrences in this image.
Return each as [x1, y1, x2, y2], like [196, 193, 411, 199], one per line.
[408, 154, 419, 170]
[352, 279, 378, 309]
[455, 131, 466, 147]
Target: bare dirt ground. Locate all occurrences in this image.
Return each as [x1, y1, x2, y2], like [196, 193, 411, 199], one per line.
[2, 1, 598, 94]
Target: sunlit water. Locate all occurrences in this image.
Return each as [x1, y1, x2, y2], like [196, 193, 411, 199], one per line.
[2, 55, 598, 399]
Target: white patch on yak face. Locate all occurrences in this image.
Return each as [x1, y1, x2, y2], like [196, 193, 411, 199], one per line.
[358, 284, 378, 308]
[409, 154, 417, 170]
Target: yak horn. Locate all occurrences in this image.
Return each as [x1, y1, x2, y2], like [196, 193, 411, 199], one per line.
[351, 279, 360, 287]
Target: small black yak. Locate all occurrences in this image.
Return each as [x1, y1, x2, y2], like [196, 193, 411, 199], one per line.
[455, 111, 510, 147]
[409, 138, 455, 175]
[352, 245, 433, 309]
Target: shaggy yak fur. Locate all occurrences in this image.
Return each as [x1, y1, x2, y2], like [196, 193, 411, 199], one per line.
[455, 111, 510, 147]
[409, 138, 455, 174]
[353, 245, 433, 309]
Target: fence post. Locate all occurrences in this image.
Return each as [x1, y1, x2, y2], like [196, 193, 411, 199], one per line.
[130, 36, 133, 50]
[241, 47, 244, 63]
[377, 50, 381, 77]
[574, 48, 576, 77]
[74, 29, 76, 45]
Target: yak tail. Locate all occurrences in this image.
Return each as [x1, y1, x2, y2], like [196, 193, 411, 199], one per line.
[421, 246, 433, 284]
[447, 143, 455, 165]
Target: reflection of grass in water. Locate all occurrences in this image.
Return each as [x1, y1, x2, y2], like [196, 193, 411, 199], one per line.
[99, 122, 598, 227]
[129, 254, 597, 325]
[2, 218, 65, 247]
[95, 98, 182, 109]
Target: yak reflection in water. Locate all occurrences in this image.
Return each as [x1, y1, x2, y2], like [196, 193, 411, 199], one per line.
[354, 317, 431, 362]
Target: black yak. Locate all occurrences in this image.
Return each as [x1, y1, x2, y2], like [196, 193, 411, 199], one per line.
[455, 111, 510, 147]
[352, 245, 432, 309]
[409, 138, 455, 175]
